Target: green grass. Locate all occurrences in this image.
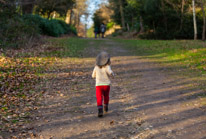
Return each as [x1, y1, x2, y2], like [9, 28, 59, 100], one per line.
[116, 39, 206, 105]
[46, 37, 91, 57]
[117, 39, 206, 74]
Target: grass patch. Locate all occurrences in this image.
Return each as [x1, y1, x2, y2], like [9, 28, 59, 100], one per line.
[45, 37, 91, 57]
[116, 39, 206, 99]
[117, 39, 206, 73]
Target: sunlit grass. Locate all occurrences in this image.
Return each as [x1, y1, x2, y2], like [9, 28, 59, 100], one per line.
[116, 39, 206, 100]
[117, 39, 206, 73]
[46, 37, 91, 57]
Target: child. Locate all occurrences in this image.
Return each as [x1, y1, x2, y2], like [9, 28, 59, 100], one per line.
[92, 51, 114, 117]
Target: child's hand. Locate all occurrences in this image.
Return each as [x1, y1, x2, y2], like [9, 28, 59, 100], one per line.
[111, 72, 115, 78]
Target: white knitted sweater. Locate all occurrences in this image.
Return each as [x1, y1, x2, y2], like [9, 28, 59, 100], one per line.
[92, 65, 114, 86]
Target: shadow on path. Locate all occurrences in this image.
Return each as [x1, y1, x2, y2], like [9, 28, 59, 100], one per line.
[29, 39, 206, 139]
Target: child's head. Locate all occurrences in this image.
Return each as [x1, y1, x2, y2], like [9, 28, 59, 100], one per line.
[96, 51, 111, 68]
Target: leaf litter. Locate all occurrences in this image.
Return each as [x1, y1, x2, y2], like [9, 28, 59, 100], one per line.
[0, 43, 57, 138]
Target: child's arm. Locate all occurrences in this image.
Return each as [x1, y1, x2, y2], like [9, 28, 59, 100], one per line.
[92, 67, 96, 78]
[106, 65, 114, 77]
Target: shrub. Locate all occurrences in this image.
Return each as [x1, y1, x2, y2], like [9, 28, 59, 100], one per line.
[23, 15, 77, 36]
[22, 14, 43, 33]
[68, 24, 77, 35]
[41, 19, 65, 37]
[0, 8, 77, 48]
[0, 10, 39, 48]
[106, 22, 115, 30]
[56, 20, 70, 34]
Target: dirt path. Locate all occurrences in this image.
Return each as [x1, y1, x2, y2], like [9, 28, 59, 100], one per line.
[29, 39, 206, 139]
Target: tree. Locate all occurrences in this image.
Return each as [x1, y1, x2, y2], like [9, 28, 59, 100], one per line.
[139, 16, 144, 33]
[201, 0, 205, 41]
[21, 0, 35, 14]
[35, 0, 75, 19]
[109, 0, 129, 29]
[180, 0, 185, 30]
[72, 0, 87, 27]
[65, 9, 74, 24]
[119, 0, 125, 29]
[93, 10, 105, 29]
[193, 0, 197, 40]
[35, 0, 59, 19]
[92, 3, 113, 28]
[108, 0, 204, 39]
[55, 0, 75, 17]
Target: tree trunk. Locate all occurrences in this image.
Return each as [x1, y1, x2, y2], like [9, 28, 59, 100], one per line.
[78, 13, 80, 26]
[127, 23, 130, 31]
[21, 0, 34, 14]
[47, 11, 51, 19]
[201, 0, 206, 41]
[52, 12, 57, 19]
[180, 0, 185, 30]
[65, 10, 70, 24]
[193, 0, 197, 40]
[131, 15, 134, 29]
[85, 24, 87, 38]
[69, 9, 73, 25]
[74, 11, 80, 29]
[139, 16, 144, 33]
[118, 0, 125, 30]
[161, 0, 167, 32]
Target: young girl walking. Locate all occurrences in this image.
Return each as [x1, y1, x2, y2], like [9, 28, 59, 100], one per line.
[92, 51, 114, 117]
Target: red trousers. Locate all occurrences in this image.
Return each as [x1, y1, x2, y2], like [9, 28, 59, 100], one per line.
[96, 86, 110, 108]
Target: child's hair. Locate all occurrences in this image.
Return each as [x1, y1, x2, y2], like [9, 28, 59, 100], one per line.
[98, 58, 111, 68]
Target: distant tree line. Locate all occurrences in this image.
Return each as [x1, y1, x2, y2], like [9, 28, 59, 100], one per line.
[105, 0, 206, 40]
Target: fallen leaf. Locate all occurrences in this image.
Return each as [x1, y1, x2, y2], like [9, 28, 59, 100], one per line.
[110, 121, 115, 125]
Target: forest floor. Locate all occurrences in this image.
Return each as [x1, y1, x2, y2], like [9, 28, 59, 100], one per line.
[2, 38, 206, 139]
